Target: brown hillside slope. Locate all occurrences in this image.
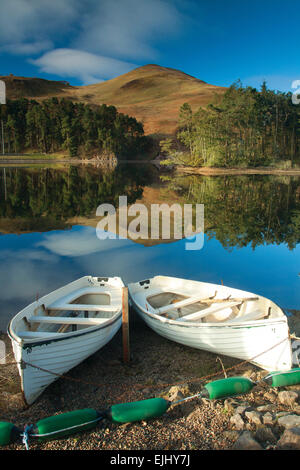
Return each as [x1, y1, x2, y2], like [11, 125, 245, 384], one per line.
[0, 74, 73, 99]
[1, 64, 226, 135]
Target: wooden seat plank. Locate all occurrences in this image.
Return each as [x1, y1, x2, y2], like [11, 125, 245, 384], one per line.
[29, 316, 109, 326]
[179, 301, 241, 322]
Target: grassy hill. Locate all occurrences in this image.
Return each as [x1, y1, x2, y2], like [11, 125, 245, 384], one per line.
[1, 64, 226, 135]
[0, 74, 73, 99]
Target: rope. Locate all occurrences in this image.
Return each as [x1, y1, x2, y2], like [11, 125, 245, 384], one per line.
[1, 336, 291, 395]
[20, 417, 104, 450]
[22, 425, 33, 451]
[0, 335, 296, 450]
[29, 416, 104, 438]
[172, 391, 205, 406]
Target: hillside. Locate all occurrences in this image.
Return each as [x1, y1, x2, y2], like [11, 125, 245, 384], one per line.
[0, 74, 73, 99]
[1, 65, 226, 135]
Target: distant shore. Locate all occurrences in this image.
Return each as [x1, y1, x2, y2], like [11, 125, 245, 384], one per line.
[175, 165, 300, 176]
[1, 156, 300, 175]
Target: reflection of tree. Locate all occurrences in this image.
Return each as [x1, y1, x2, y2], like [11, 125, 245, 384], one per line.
[161, 174, 300, 250]
[0, 164, 156, 231]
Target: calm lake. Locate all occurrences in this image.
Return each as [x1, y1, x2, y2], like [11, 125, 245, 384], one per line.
[0, 163, 299, 330]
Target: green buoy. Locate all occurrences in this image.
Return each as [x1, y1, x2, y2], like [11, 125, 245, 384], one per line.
[263, 367, 300, 388]
[202, 376, 255, 400]
[32, 408, 101, 441]
[106, 397, 171, 423]
[0, 422, 21, 446]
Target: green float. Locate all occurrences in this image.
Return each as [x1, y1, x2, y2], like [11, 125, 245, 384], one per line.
[106, 397, 171, 423]
[202, 376, 255, 400]
[32, 408, 101, 441]
[263, 367, 300, 388]
[0, 422, 21, 446]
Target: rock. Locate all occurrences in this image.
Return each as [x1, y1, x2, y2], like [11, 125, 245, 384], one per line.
[276, 411, 292, 418]
[245, 410, 262, 426]
[263, 412, 275, 426]
[242, 369, 254, 379]
[165, 384, 190, 402]
[278, 390, 299, 406]
[278, 414, 300, 429]
[254, 427, 277, 446]
[256, 371, 270, 382]
[277, 427, 300, 450]
[232, 431, 263, 450]
[223, 430, 240, 442]
[263, 391, 278, 402]
[230, 413, 245, 430]
[235, 404, 251, 415]
[257, 404, 275, 412]
[223, 399, 237, 414]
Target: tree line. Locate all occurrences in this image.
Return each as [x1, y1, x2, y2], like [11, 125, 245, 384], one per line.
[0, 97, 149, 158]
[161, 81, 300, 167]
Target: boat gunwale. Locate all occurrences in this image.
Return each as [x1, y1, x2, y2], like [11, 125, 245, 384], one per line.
[128, 284, 289, 329]
[7, 310, 122, 348]
[7, 275, 124, 345]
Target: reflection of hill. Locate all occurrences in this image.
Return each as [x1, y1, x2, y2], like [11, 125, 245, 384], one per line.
[0, 166, 299, 250]
[66, 185, 183, 247]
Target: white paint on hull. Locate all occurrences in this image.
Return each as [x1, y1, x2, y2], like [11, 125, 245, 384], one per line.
[128, 276, 292, 372]
[8, 276, 124, 404]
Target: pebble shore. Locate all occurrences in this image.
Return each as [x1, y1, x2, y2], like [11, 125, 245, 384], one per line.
[1, 310, 300, 451]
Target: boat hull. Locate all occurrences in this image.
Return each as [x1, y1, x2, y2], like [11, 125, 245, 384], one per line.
[128, 276, 292, 372]
[8, 275, 124, 405]
[10, 316, 121, 405]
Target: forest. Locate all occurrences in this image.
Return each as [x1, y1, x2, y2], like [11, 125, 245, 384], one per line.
[0, 97, 148, 158]
[161, 82, 300, 168]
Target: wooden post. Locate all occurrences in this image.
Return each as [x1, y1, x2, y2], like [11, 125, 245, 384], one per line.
[1, 120, 4, 155]
[122, 286, 130, 363]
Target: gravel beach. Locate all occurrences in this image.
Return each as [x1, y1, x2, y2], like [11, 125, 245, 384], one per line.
[1, 309, 300, 451]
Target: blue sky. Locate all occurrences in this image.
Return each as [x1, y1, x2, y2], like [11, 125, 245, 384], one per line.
[0, 0, 299, 92]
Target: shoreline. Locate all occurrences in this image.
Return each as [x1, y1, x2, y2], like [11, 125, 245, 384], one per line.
[1, 158, 300, 175]
[174, 165, 300, 176]
[0, 158, 109, 165]
[0, 310, 299, 450]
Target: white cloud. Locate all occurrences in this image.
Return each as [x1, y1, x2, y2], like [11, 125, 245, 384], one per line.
[37, 227, 132, 257]
[0, 0, 80, 46]
[0, 40, 53, 56]
[74, 0, 182, 60]
[30, 48, 137, 84]
[0, 0, 185, 83]
[0, 248, 58, 263]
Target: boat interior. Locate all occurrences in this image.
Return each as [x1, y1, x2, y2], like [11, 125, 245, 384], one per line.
[14, 287, 122, 341]
[146, 290, 280, 324]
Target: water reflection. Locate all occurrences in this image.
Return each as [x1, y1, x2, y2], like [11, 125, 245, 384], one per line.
[161, 174, 300, 250]
[0, 164, 156, 232]
[1, 166, 299, 250]
[0, 165, 299, 329]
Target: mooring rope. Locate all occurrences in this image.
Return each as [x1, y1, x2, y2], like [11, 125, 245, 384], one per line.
[1, 336, 291, 396]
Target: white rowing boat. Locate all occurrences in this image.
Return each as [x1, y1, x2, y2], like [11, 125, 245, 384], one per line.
[8, 276, 124, 405]
[128, 276, 292, 372]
